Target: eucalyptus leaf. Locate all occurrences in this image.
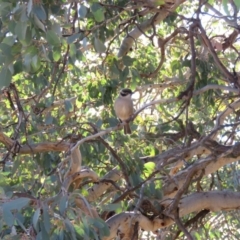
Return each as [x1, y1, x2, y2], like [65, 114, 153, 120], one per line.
[79, 5, 88, 19]
[122, 56, 134, 66]
[92, 8, 105, 22]
[52, 22, 61, 36]
[59, 195, 68, 215]
[3, 207, 14, 227]
[36, 231, 42, 240]
[13, 61, 23, 75]
[58, 230, 64, 240]
[16, 216, 27, 233]
[27, 0, 33, 16]
[67, 33, 81, 44]
[0, 67, 11, 88]
[43, 205, 51, 233]
[120, 67, 129, 81]
[3, 198, 30, 211]
[0, 54, 5, 65]
[222, 0, 230, 15]
[0, 43, 12, 55]
[234, 0, 240, 8]
[40, 220, 49, 239]
[46, 30, 61, 46]
[53, 47, 61, 61]
[31, 55, 40, 70]
[107, 117, 119, 127]
[94, 38, 106, 53]
[143, 162, 155, 178]
[69, 44, 77, 59]
[100, 203, 122, 212]
[45, 113, 53, 125]
[34, 14, 46, 32]
[64, 99, 73, 112]
[33, 5, 47, 20]
[2, 36, 15, 46]
[64, 219, 77, 240]
[33, 208, 40, 231]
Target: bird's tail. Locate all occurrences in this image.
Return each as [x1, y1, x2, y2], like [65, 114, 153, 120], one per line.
[124, 123, 131, 134]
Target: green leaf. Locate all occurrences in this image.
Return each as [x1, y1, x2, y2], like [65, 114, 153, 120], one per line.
[64, 100, 73, 112]
[52, 22, 61, 36]
[90, 217, 110, 237]
[43, 205, 51, 233]
[33, 5, 47, 20]
[58, 230, 64, 240]
[46, 30, 61, 46]
[31, 55, 40, 70]
[91, 3, 102, 12]
[0, 54, 5, 65]
[92, 9, 105, 22]
[34, 14, 46, 32]
[234, 0, 240, 8]
[27, 0, 33, 16]
[142, 162, 155, 178]
[23, 54, 32, 71]
[94, 38, 106, 53]
[40, 220, 49, 239]
[0, 187, 5, 197]
[0, 2, 11, 17]
[24, 27, 32, 45]
[3, 197, 30, 211]
[222, 0, 230, 15]
[101, 203, 121, 212]
[33, 208, 41, 231]
[90, 218, 105, 229]
[76, 50, 83, 61]
[107, 117, 118, 127]
[16, 215, 27, 233]
[74, 224, 85, 236]
[3, 207, 14, 227]
[65, 219, 77, 240]
[79, 5, 88, 19]
[13, 61, 23, 75]
[59, 195, 68, 215]
[0, 43, 12, 55]
[69, 43, 77, 59]
[122, 56, 134, 66]
[67, 33, 81, 44]
[53, 47, 61, 61]
[0, 67, 11, 88]
[2, 36, 15, 46]
[45, 113, 53, 125]
[91, 3, 105, 22]
[120, 67, 129, 81]
[100, 223, 110, 238]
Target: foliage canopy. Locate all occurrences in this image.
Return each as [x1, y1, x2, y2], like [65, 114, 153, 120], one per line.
[1, 0, 240, 239]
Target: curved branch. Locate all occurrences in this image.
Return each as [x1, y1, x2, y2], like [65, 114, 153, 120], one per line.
[212, 98, 240, 139]
[41, 96, 77, 114]
[64, 147, 82, 180]
[103, 211, 165, 240]
[86, 167, 121, 202]
[118, 0, 186, 57]
[0, 85, 238, 155]
[63, 169, 99, 190]
[0, 132, 13, 149]
[18, 141, 70, 154]
[103, 191, 240, 239]
[198, 21, 235, 83]
[163, 142, 240, 198]
[163, 191, 240, 227]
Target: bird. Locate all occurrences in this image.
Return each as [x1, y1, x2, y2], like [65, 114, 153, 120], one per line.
[114, 88, 134, 134]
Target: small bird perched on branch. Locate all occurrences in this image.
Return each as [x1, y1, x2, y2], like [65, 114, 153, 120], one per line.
[114, 88, 134, 134]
